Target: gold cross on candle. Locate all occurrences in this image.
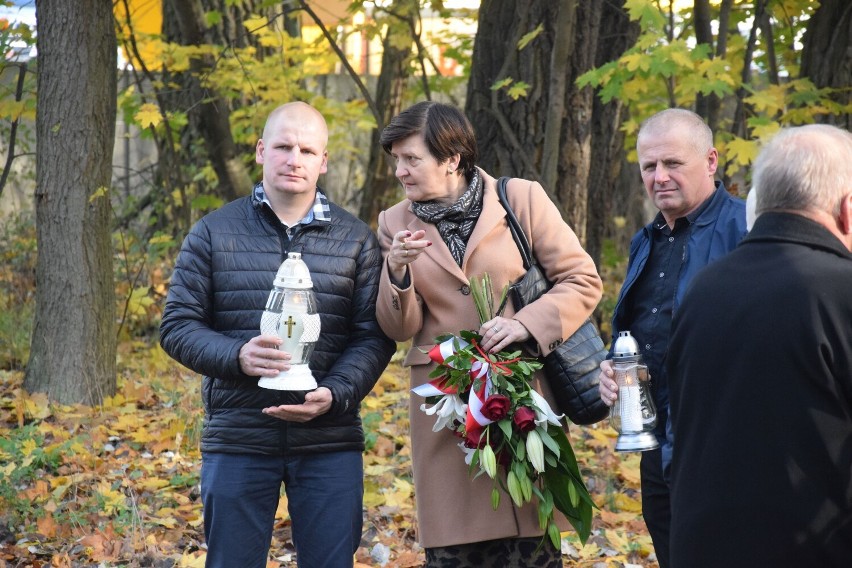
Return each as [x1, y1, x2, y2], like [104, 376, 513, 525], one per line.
[283, 315, 296, 337]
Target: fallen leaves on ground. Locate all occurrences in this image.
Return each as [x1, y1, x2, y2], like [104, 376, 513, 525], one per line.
[0, 342, 656, 567]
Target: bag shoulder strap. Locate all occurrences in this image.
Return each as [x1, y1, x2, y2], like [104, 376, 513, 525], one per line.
[496, 176, 535, 270]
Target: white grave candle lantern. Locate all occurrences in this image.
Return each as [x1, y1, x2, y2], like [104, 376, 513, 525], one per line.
[258, 252, 321, 391]
[610, 331, 659, 452]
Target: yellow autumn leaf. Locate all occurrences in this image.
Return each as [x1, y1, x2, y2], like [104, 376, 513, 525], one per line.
[613, 492, 643, 513]
[103, 392, 127, 408]
[95, 481, 126, 516]
[745, 84, 787, 115]
[585, 427, 615, 449]
[378, 372, 407, 391]
[490, 77, 513, 91]
[139, 478, 170, 491]
[750, 122, 782, 142]
[24, 391, 51, 420]
[0, 99, 26, 121]
[722, 136, 760, 169]
[517, 24, 543, 50]
[364, 464, 395, 476]
[130, 427, 154, 443]
[618, 453, 642, 485]
[274, 495, 289, 520]
[604, 529, 634, 553]
[179, 551, 207, 568]
[112, 413, 146, 432]
[21, 438, 38, 457]
[599, 508, 640, 526]
[383, 480, 414, 508]
[361, 396, 386, 410]
[668, 47, 694, 69]
[149, 515, 179, 528]
[363, 489, 384, 509]
[243, 16, 268, 32]
[88, 186, 109, 203]
[577, 541, 602, 560]
[52, 481, 71, 501]
[134, 103, 162, 128]
[622, 53, 649, 72]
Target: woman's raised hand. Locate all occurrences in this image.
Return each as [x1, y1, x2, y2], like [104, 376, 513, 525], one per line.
[388, 229, 430, 283]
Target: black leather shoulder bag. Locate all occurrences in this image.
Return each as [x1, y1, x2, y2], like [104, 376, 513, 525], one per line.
[496, 176, 610, 426]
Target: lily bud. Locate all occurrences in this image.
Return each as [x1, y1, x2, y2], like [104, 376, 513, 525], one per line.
[520, 471, 533, 502]
[507, 469, 524, 507]
[547, 521, 561, 550]
[491, 486, 501, 510]
[481, 445, 498, 479]
[526, 429, 545, 473]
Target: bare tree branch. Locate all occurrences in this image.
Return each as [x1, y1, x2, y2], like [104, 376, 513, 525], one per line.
[296, 0, 381, 126]
[0, 62, 28, 200]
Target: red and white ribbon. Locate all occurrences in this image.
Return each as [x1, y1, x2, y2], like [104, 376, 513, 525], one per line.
[412, 336, 494, 434]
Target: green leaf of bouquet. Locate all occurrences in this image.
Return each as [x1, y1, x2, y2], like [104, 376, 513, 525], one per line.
[515, 437, 526, 461]
[537, 426, 561, 459]
[497, 419, 513, 440]
[547, 425, 578, 470]
[540, 426, 594, 544]
[542, 465, 592, 544]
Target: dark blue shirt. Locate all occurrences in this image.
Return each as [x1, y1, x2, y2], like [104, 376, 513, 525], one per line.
[624, 196, 713, 437]
[610, 183, 748, 474]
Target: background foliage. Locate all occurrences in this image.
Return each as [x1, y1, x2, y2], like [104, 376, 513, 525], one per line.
[0, 0, 849, 564]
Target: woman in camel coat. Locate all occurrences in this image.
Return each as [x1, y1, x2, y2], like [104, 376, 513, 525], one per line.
[375, 101, 602, 567]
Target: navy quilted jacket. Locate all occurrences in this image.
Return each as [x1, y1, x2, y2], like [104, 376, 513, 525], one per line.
[159, 191, 395, 455]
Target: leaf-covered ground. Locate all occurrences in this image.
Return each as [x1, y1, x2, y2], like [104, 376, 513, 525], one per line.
[0, 342, 657, 568]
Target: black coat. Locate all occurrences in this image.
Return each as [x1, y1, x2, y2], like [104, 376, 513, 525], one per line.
[668, 212, 852, 567]
[160, 191, 396, 456]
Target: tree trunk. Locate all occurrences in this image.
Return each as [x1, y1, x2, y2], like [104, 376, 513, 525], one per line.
[25, 0, 117, 405]
[730, 0, 766, 140]
[587, 2, 640, 268]
[165, 0, 254, 204]
[466, 0, 632, 263]
[800, 0, 851, 129]
[693, 0, 718, 128]
[357, 2, 416, 226]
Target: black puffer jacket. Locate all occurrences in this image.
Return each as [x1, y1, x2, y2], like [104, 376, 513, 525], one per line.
[160, 191, 395, 455]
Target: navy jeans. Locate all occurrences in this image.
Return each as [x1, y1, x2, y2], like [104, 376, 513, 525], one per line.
[201, 451, 364, 568]
[640, 447, 671, 568]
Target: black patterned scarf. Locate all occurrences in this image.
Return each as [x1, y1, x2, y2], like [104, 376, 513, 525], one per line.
[410, 169, 483, 266]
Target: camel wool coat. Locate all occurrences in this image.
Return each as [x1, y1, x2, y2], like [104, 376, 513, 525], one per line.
[376, 169, 603, 548]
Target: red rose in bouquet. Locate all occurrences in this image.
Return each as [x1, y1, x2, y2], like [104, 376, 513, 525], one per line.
[512, 406, 537, 432]
[481, 394, 511, 420]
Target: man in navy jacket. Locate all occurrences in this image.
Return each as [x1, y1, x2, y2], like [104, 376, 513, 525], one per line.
[160, 102, 395, 567]
[597, 109, 747, 568]
[667, 124, 852, 567]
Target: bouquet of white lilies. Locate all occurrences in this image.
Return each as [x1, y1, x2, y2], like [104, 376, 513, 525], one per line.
[413, 275, 594, 548]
